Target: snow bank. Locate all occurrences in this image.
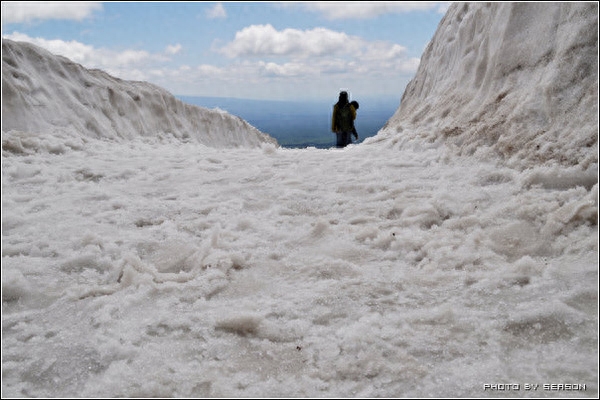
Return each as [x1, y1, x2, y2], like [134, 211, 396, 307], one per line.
[378, 2, 598, 170]
[2, 39, 277, 150]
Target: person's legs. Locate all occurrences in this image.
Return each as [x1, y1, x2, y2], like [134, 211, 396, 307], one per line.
[336, 132, 346, 147]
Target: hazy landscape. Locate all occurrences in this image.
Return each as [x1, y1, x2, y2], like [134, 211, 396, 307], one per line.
[179, 95, 400, 148]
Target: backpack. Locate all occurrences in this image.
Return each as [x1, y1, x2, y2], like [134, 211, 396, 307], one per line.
[335, 103, 354, 132]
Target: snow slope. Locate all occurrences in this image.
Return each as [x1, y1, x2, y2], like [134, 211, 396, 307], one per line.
[379, 2, 598, 170]
[2, 39, 277, 151]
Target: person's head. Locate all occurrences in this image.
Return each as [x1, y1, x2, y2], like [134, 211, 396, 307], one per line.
[350, 100, 359, 110]
[338, 91, 349, 104]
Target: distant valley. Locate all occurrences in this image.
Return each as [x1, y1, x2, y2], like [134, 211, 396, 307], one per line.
[178, 96, 399, 148]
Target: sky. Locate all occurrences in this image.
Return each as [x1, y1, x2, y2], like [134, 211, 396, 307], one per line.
[1, 1, 449, 101]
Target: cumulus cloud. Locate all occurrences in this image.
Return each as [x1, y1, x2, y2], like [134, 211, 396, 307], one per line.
[197, 64, 225, 76]
[219, 24, 364, 58]
[4, 32, 101, 65]
[199, 23, 422, 97]
[362, 42, 407, 61]
[207, 3, 227, 19]
[2, 32, 172, 75]
[166, 44, 183, 55]
[2, 26, 420, 100]
[217, 24, 414, 72]
[258, 60, 314, 77]
[1, 1, 102, 23]
[299, 2, 448, 20]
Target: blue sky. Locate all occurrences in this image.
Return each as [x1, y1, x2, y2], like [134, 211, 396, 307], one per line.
[2, 2, 449, 101]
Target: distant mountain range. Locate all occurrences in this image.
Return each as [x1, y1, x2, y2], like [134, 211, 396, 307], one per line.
[178, 95, 400, 148]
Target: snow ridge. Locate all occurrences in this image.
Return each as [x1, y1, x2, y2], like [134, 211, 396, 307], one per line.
[379, 2, 598, 170]
[2, 39, 277, 151]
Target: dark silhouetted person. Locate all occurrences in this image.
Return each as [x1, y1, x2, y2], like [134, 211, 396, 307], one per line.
[331, 91, 356, 148]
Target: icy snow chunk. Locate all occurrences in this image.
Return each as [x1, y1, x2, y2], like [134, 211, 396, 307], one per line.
[522, 166, 598, 190]
[215, 314, 262, 336]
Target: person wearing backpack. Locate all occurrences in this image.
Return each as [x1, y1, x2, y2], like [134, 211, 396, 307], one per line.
[331, 91, 356, 148]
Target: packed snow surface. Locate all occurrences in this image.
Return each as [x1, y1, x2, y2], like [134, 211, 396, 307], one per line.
[2, 2, 598, 398]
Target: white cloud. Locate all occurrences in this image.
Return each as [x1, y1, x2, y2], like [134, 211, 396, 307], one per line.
[216, 24, 415, 74]
[3, 32, 169, 73]
[196, 64, 224, 76]
[299, 2, 449, 20]
[166, 44, 182, 55]
[361, 42, 407, 61]
[218, 24, 363, 58]
[1, 1, 102, 23]
[206, 3, 227, 19]
[4, 32, 99, 64]
[3, 29, 419, 100]
[111, 49, 155, 66]
[129, 55, 418, 99]
[258, 60, 314, 77]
